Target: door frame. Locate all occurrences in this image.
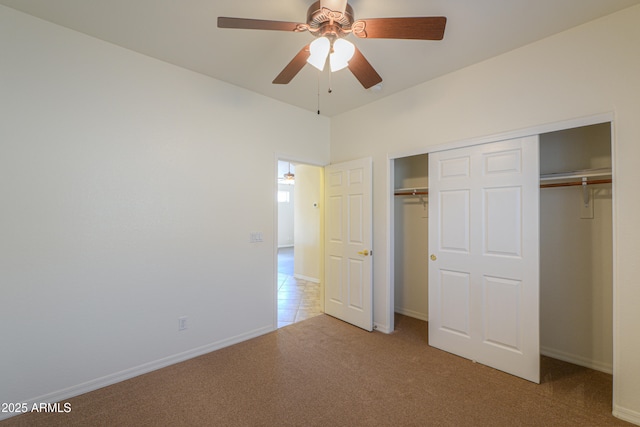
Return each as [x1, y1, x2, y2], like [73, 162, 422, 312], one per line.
[274, 154, 326, 329]
[387, 112, 617, 390]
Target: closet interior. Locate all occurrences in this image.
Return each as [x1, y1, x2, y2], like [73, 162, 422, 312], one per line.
[539, 123, 613, 373]
[392, 122, 613, 374]
[393, 154, 429, 321]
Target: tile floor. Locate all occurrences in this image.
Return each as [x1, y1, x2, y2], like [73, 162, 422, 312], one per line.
[277, 247, 323, 328]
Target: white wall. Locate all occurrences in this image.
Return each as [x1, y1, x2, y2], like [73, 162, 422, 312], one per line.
[293, 165, 323, 283]
[0, 5, 329, 416]
[330, 5, 640, 423]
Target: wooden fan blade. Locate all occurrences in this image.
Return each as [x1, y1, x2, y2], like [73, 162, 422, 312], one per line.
[273, 44, 311, 84]
[218, 17, 301, 32]
[353, 17, 447, 40]
[320, 0, 348, 13]
[348, 47, 382, 89]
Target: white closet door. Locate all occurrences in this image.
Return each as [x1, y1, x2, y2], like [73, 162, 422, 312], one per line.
[324, 157, 373, 331]
[428, 136, 540, 383]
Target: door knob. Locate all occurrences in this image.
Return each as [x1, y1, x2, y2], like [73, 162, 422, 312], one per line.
[358, 249, 370, 256]
[430, 254, 437, 261]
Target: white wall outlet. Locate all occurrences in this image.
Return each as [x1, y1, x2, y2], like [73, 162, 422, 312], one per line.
[178, 316, 187, 331]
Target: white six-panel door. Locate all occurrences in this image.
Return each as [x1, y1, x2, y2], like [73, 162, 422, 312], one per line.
[428, 136, 540, 383]
[324, 158, 373, 331]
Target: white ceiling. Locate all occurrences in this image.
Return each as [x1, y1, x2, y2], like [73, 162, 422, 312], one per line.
[3, 0, 639, 117]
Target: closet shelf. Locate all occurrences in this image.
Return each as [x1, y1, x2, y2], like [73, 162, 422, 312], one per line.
[540, 167, 611, 193]
[393, 168, 612, 197]
[394, 187, 429, 196]
[539, 168, 612, 207]
[539, 167, 612, 182]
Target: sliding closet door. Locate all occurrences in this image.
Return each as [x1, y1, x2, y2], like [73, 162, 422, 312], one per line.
[428, 136, 540, 383]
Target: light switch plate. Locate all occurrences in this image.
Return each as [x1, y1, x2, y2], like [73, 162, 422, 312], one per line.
[249, 232, 264, 243]
[178, 316, 187, 331]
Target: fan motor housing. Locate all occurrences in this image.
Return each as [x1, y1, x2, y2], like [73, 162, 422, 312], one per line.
[307, 1, 354, 38]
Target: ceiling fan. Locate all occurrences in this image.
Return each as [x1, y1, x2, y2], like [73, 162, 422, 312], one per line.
[218, 0, 446, 89]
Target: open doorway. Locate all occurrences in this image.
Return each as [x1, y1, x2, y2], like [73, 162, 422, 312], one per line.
[276, 160, 324, 328]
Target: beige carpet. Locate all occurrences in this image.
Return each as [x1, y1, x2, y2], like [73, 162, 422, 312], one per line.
[2, 314, 630, 426]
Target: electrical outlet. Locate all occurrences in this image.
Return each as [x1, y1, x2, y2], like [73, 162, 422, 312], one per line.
[178, 316, 188, 331]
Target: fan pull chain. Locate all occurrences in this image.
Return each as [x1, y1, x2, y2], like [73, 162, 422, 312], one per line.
[328, 69, 333, 94]
[317, 71, 321, 115]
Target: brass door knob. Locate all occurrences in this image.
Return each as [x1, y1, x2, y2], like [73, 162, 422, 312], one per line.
[430, 254, 437, 261]
[358, 249, 370, 256]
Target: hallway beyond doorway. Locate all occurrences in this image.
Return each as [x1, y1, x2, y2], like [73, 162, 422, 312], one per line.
[277, 247, 322, 328]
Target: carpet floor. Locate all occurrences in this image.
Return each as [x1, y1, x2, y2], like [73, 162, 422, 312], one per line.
[2, 314, 629, 426]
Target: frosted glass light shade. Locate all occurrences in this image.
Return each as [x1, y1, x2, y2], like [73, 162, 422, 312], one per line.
[330, 39, 355, 72]
[307, 37, 330, 71]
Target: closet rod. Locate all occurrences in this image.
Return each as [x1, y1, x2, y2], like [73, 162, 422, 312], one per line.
[540, 178, 612, 189]
[394, 191, 429, 196]
[394, 178, 611, 195]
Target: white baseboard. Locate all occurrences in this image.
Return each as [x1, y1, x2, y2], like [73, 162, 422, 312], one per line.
[0, 325, 273, 422]
[394, 307, 428, 322]
[540, 346, 612, 374]
[293, 273, 320, 283]
[613, 404, 640, 426]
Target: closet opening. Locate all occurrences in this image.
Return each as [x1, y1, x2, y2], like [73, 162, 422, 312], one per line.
[392, 154, 429, 323]
[390, 120, 614, 402]
[539, 122, 613, 378]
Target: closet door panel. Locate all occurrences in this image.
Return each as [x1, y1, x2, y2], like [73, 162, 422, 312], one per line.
[483, 186, 522, 257]
[440, 269, 471, 337]
[482, 275, 522, 352]
[439, 190, 470, 253]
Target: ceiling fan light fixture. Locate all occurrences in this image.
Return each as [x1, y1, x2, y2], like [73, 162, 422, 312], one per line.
[307, 37, 330, 71]
[329, 38, 355, 72]
[219, 6, 446, 89]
